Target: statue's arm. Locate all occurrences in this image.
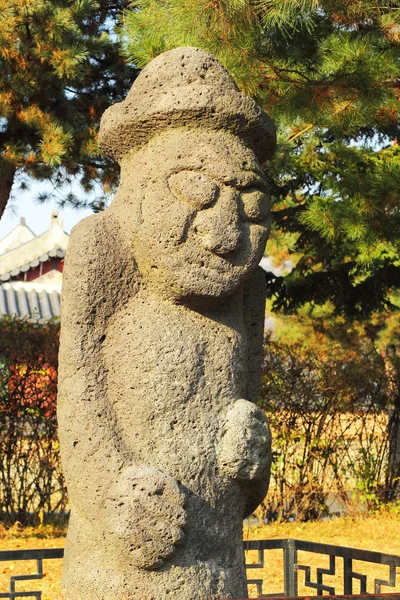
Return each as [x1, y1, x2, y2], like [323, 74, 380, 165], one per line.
[57, 214, 185, 569]
[217, 267, 271, 516]
[57, 213, 122, 515]
[243, 266, 267, 403]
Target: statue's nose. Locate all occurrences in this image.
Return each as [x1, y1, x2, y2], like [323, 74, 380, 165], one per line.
[193, 192, 241, 257]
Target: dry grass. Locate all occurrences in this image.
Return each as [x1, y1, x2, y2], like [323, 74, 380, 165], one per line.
[244, 508, 400, 597]
[0, 511, 400, 599]
[0, 523, 65, 600]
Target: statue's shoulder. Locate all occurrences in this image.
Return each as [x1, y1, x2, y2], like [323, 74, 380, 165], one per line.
[64, 211, 125, 283]
[63, 210, 139, 320]
[67, 212, 109, 263]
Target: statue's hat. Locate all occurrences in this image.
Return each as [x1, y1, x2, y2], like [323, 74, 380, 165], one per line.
[99, 47, 276, 163]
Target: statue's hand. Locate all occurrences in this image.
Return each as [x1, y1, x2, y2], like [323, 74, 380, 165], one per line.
[217, 398, 271, 484]
[217, 399, 271, 516]
[103, 466, 186, 570]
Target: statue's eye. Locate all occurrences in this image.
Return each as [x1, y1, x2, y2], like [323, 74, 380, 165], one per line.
[240, 187, 270, 223]
[168, 171, 219, 210]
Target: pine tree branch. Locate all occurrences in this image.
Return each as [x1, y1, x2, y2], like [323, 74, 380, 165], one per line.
[287, 124, 314, 142]
[64, 87, 95, 98]
[260, 59, 311, 85]
[287, 101, 355, 142]
[0, 162, 16, 221]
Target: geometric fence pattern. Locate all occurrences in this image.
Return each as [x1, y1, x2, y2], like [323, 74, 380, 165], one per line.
[244, 539, 400, 597]
[0, 548, 63, 599]
[1, 540, 400, 598]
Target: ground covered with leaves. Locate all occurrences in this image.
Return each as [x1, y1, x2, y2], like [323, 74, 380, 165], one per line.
[245, 508, 400, 596]
[0, 510, 399, 599]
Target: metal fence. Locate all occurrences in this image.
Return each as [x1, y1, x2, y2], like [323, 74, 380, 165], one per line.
[244, 539, 400, 597]
[0, 548, 63, 599]
[0, 540, 399, 599]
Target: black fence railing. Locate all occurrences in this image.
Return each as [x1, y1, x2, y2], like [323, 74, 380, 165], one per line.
[243, 539, 400, 598]
[0, 548, 64, 599]
[0, 540, 399, 599]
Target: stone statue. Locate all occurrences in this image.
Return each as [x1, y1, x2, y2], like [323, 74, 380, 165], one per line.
[58, 47, 276, 600]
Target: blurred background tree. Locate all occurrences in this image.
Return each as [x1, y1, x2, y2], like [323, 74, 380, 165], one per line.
[122, 0, 400, 317]
[0, 0, 137, 218]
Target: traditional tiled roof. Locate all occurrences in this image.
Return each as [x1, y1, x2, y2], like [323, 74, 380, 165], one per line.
[0, 248, 66, 282]
[0, 281, 60, 320]
[0, 213, 68, 320]
[0, 217, 36, 255]
[0, 212, 69, 277]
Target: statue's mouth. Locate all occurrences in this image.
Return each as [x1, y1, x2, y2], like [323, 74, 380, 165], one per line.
[185, 251, 255, 276]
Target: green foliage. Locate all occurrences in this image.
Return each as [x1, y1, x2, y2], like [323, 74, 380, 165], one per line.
[122, 0, 400, 316]
[0, 0, 137, 216]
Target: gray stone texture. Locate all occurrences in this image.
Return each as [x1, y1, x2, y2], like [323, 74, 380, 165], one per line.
[58, 47, 275, 600]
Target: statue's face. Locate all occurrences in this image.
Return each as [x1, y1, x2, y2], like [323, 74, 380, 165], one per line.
[117, 129, 270, 304]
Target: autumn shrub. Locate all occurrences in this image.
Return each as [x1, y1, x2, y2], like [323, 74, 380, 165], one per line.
[1, 312, 397, 526]
[0, 315, 67, 525]
[260, 334, 393, 522]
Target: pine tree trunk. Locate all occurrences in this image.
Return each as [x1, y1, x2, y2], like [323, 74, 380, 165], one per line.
[0, 162, 16, 220]
[384, 353, 400, 501]
[387, 397, 400, 500]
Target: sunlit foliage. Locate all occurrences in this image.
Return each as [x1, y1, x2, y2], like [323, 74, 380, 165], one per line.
[0, 0, 136, 216]
[122, 0, 400, 316]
